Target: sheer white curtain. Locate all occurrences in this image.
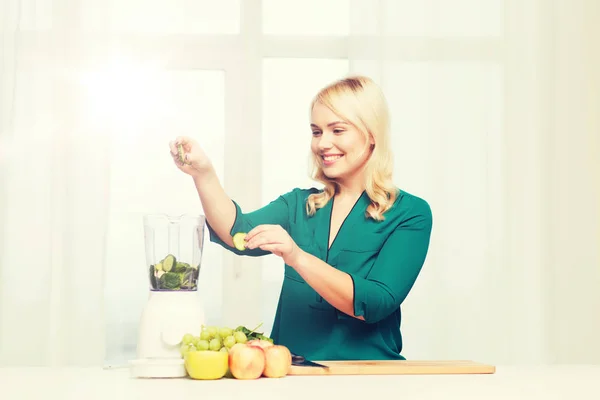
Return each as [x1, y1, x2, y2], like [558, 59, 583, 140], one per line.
[358, 0, 599, 364]
[0, 0, 116, 366]
[0, 0, 237, 367]
[357, 0, 599, 364]
[1, 0, 599, 368]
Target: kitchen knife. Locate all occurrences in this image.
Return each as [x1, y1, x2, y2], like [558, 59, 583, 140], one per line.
[291, 353, 329, 369]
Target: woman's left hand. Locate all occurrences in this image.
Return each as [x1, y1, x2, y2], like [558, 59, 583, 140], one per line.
[244, 224, 304, 266]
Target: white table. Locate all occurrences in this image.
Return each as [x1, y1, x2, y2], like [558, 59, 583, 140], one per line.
[1, 365, 599, 400]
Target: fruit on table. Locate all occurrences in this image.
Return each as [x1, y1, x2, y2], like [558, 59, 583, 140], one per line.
[223, 335, 236, 349]
[179, 323, 271, 357]
[247, 339, 274, 349]
[228, 343, 266, 380]
[227, 342, 292, 379]
[263, 345, 292, 378]
[185, 349, 229, 380]
[209, 338, 222, 351]
[233, 330, 248, 344]
[179, 322, 292, 380]
[219, 327, 233, 337]
[196, 340, 209, 351]
[205, 326, 218, 338]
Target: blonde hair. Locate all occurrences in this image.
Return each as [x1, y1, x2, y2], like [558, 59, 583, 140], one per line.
[306, 75, 398, 221]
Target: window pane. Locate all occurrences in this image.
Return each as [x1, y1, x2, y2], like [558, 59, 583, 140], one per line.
[383, 0, 504, 37]
[99, 69, 225, 365]
[263, 0, 350, 36]
[81, 0, 240, 34]
[378, 61, 504, 355]
[380, 61, 503, 259]
[5, 0, 53, 30]
[0, 71, 55, 360]
[260, 58, 349, 336]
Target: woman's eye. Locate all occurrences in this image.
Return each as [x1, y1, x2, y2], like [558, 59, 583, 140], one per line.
[333, 129, 344, 134]
[312, 131, 321, 136]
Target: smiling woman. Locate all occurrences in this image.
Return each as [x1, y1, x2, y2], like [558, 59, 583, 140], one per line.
[169, 75, 433, 361]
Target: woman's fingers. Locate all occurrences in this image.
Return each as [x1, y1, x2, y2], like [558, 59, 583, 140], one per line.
[246, 231, 284, 250]
[257, 244, 282, 256]
[245, 234, 268, 249]
[169, 141, 179, 156]
[246, 224, 276, 241]
[175, 135, 191, 146]
[169, 146, 185, 167]
[169, 139, 193, 169]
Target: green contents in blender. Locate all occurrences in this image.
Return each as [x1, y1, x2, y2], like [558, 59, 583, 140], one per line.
[149, 253, 199, 291]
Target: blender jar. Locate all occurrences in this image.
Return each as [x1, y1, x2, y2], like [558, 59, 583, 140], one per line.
[143, 214, 205, 291]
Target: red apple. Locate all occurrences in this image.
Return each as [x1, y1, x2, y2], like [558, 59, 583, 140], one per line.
[228, 344, 266, 380]
[247, 339, 274, 349]
[229, 342, 246, 357]
[263, 345, 292, 378]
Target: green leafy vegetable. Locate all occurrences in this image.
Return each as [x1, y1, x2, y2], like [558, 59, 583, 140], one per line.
[173, 261, 190, 273]
[149, 265, 157, 289]
[149, 254, 199, 291]
[234, 322, 273, 343]
[180, 267, 198, 290]
[159, 272, 181, 290]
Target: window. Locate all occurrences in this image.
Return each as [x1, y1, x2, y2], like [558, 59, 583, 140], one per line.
[9, 0, 53, 31]
[101, 70, 226, 365]
[62, 0, 506, 364]
[262, 0, 350, 36]
[383, 61, 503, 268]
[383, 0, 503, 37]
[0, 70, 55, 357]
[80, 0, 241, 33]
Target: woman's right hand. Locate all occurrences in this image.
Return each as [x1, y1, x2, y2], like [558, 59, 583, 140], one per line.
[169, 136, 213, 177]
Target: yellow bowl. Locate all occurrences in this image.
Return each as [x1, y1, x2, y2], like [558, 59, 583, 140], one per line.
[184, 350, 229, 380]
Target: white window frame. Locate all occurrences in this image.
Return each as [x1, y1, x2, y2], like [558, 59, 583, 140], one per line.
[16, 0, 549, 334]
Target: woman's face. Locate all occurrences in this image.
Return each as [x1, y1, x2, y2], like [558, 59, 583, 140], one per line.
[310, 101, 373, 182]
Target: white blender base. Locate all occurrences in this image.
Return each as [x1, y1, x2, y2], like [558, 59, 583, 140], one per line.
[130, 290, 205, 378]
[129, 358, 186, 378]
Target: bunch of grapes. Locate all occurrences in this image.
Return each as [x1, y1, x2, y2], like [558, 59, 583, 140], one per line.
[180, 325, 248, 357]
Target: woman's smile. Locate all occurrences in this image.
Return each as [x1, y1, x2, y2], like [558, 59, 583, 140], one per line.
[322, 153, 344, 166]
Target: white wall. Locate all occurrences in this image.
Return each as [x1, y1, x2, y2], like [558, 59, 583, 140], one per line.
[545, 0, 600, 363]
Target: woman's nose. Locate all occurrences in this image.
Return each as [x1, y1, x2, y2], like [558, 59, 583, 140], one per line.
[317, 132, 334, 150]
[318, 141, 332, 151]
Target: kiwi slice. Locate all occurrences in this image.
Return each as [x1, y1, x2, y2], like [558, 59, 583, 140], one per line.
[232, 232, 247, 251]
[177, 144, 186, 164]
[162, 254, 176, 272]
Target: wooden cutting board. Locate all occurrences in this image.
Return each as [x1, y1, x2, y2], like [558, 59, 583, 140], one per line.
[288, 360, 496, 376]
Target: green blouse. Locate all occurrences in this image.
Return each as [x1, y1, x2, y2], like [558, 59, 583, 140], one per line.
[207, 187, 433, 361]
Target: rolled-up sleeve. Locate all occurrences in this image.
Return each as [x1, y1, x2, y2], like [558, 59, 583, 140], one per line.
[347, 201, 433, 324]
[206, 190, 297, 257]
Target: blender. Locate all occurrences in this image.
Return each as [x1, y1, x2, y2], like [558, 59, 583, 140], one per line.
[129, 213, 206, 378]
